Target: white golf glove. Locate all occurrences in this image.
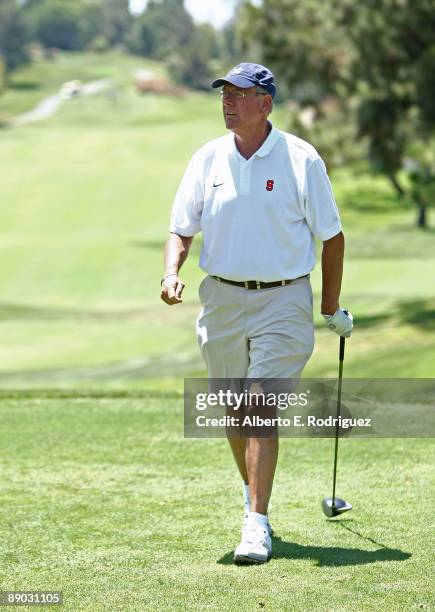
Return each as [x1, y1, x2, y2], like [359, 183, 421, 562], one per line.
[323, 308, 353, 338]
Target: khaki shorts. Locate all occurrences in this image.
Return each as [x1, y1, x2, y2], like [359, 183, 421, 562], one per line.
[196, 275, 315, 380]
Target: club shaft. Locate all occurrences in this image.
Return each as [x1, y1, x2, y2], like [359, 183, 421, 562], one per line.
[332, 336, 345, 506]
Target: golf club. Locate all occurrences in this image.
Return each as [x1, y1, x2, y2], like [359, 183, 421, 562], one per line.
[321, 335, 352, 518]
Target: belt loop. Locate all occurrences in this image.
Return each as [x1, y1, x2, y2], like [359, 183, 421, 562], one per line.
[244, 281, 248, 290]
[256, 281, 261, 290]
[281, 280, 285, 286]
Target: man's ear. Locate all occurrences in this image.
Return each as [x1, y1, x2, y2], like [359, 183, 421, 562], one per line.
[260, 95, 272, 116]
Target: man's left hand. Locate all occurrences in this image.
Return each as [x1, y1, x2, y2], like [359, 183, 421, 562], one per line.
[323, 308, 353, 338]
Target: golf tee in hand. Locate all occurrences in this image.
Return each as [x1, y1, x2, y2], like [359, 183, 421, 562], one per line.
[161, 274, 185, 305]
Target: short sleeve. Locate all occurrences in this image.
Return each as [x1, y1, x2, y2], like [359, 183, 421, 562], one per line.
[304, 158, 342, 241]
[169, 154, 204, 236]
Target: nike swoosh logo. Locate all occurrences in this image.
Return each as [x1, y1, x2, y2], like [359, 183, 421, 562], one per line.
[213, 181, 224, 187]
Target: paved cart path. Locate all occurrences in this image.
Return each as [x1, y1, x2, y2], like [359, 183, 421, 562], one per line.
[9, 79, 113, 127]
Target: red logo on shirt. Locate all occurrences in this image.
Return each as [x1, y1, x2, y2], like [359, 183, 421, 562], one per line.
[266, 179, 274, 191]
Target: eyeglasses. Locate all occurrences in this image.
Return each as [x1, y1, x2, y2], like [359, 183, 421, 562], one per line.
[219, 90, 268, 100]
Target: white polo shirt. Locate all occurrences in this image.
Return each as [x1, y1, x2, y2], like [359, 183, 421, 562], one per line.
[169, 125, 341, 281]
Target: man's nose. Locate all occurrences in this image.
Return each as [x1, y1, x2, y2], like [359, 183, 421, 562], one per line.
[223, 96, 235, 108]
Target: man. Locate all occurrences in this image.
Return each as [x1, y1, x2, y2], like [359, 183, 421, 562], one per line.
[161, 63, 353, 564]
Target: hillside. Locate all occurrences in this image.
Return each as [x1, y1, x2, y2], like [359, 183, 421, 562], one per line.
[0, 51, 434, 389]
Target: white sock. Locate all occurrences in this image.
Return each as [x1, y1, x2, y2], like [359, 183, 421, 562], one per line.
[243, 482, 250, 507]
[248, 511, 268, 529]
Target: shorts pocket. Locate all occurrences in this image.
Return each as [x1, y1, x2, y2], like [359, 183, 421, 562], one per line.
[198, 275, 210, 304]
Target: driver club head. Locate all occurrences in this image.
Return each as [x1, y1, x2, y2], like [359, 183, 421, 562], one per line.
[322, 497, 352, 518]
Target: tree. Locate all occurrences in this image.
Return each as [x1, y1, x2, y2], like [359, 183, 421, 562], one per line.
[240, 0, 435, 227]
[0, 0, 29, 81]
[129, 1, 220, 92]
[239, 0, 356, 169]
[240, 0, 352, 105]
[168, 23, 220, 91]
[100, 0, 132, 46]
[218, 17, 244, 69]
[341, 0, 435, 227]
[127, 0, 194, 60]
[25, 0, 95, 51]
[85, 0, 132, 49]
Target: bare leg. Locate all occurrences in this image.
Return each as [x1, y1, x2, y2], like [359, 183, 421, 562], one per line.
[246, 437, 278, 515]
[227, 436, 249, 483]
[226, 403, 249, 483]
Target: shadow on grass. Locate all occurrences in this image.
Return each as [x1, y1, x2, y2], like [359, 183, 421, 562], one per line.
[337, 298, 435, 331]
[397, 300, 435, 330]
[344, 227, 435, 259]
[341, 185, 410, 212]
[0, 301, 199, 322]
[130, 239, 202, 256]
[11, 81, 41, 91]
[0, 388, 182, 399]
[336, 520, 390, 549]
[0, 294, 434, 333]
[0, 343, 203, 383]
[0, 302, 145, 321]
[341, 313, 390, 329]
[218, 527, 411, 567]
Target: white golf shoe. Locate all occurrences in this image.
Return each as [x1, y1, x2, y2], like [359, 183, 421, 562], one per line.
[234, 517, 272, 564]
[242, 504, 273, 536]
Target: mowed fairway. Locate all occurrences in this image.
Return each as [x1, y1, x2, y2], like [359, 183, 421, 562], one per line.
[0, 393, 433, 610]
[0, 53, 435, 388]
[0, 52, 434, 610]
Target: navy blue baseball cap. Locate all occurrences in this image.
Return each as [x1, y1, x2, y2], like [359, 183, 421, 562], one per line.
[212, 63, 276, 99]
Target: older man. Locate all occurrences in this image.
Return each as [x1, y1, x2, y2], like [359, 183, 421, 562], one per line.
[161, 63, 353, 564]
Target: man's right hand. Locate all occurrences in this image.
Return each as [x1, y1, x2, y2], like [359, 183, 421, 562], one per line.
[160, 273, 185, 305]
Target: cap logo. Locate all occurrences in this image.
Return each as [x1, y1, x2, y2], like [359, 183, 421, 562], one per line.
[212, 63, 276, 99]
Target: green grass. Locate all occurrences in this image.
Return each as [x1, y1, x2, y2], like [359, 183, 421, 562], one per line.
[0, 51, 165, 122]
[0, 52, 434, 387]
[0, 51, 434, 611]
[0, 394, 433, 611]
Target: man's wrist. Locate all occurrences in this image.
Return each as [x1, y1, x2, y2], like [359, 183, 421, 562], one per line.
[161, 272, 178, 287]
[321, 303, 339, 316]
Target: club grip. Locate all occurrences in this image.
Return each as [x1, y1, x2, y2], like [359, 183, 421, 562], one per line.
[339, 335, 345, 361]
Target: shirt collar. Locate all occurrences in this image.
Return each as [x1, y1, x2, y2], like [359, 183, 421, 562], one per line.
[255, 123, 280, 158]
[226, 123, 280, 159]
